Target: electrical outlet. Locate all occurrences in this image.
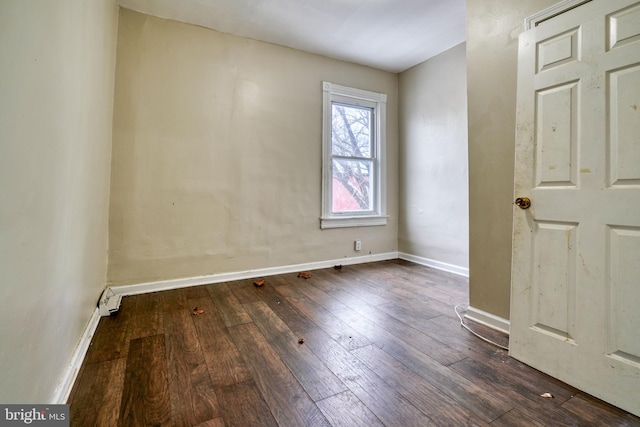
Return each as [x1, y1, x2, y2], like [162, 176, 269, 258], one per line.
[354, 240, 362, 251]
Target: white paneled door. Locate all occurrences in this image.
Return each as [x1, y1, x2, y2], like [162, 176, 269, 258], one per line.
[511, 0, 640, 416]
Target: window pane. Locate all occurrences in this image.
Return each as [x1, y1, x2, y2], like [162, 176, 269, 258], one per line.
[332, 158, 373, 212]
[331, 103, 372, 158]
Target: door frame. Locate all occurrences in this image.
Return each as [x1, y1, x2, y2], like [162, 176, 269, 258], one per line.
[525, 0, 592, 29]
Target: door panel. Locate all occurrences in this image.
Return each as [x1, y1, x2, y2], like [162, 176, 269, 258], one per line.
[609, 65, 640, 185]
[607, 3, 640, 49]
[535, 82, 579, 187]
[537, 27, 580, 72]
[607, 226, 640, 363]
[531, 221, 578, 341]
[511, 0, 640, 416]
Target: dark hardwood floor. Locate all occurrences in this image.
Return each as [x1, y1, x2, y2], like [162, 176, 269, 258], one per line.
[68, 260, 640, 426]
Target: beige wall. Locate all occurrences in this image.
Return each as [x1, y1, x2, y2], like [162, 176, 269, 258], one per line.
[0, 0, 118, 402]
[108, 9, 399, 286]
[466, 0, 558, 319]
[398, 43, 469, 270]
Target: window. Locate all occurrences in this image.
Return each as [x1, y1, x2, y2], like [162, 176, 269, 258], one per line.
[321, 82, 387, 229]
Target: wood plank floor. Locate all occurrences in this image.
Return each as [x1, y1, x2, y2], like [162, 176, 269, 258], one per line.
[68, 260, 640, 426]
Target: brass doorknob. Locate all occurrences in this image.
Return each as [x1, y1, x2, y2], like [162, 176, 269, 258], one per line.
[515, 197, 531, 209]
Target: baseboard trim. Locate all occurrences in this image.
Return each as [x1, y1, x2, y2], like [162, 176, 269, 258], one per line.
[52, 307, 101, 404]
[398, 252, 469, 277]
[109, 251, 400, 297]
[55, 253, 399, 403]
[464, 306, 510, 335]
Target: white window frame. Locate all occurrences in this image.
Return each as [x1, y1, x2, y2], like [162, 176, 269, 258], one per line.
[321, 81, 387, 229]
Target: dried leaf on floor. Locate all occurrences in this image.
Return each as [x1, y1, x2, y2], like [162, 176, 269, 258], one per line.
[254, 279, 265, 287]
[297, 272, 312, 279]
[192, 308, 205, 315]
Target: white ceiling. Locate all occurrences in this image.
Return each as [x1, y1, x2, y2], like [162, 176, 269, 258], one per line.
[117, 0, 466, 73]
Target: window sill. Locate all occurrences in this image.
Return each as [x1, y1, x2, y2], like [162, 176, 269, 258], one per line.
[320, 215, 388, 229]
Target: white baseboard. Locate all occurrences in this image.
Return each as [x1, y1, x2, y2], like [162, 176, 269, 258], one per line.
[398, 252, 469, 277]
[464, 305, 510, 335]
[56, 252, 398, 403]
[109, 251, 400, 297]
[52, 307, 101, 404]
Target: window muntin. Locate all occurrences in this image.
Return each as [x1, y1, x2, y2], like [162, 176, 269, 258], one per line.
[321, 82, 387, 229]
